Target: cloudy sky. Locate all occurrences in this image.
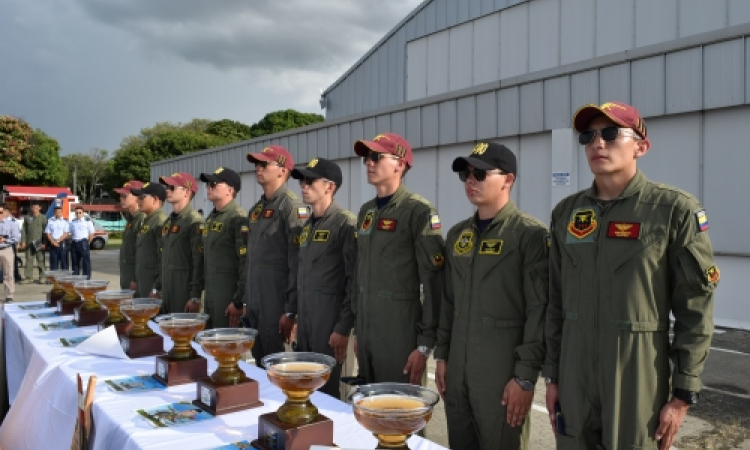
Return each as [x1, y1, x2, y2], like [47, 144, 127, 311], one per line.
[1, 0, 421, 155]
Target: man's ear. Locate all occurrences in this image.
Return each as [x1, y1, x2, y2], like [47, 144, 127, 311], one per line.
[634, 138, 650, 159]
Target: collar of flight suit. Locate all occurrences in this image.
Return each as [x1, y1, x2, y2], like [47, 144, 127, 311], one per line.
[212, 199, 239, 216]
[312, 200, 343, 225]
[372, 183, 411, 212]
[262, 183, 291, 205]
[583, 169, 648, 202]
[144, 207, 164, 220]
[170, 204, 194, 222]
[472, 200, 519, 232]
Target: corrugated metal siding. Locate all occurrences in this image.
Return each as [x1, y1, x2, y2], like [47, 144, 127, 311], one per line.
[570, 70, 599, 111]
[377, 114, 391, 134]
[595, 0, 634, 57]
[438, 100, 457, 144]
[679, 0, 727, 38]
[406, 108, 422, 147]
[427, 32, 450, 96]
[666, 47, 703, 114]
[635, 0, 677, 48]
[317, 128, 328, 159]
[364, 117, 377, 142]
[457, 96, 477, 142]
[560, 0, 595, 65]
[391, 111, 407, 137]
[544, 76, 570, 130]
[449, 22, 474, 91]
[631, 56, 666, 118]
[703, 38, 745, 109]
[730, 0, 750, 26]
[407, 38, 428, 101]
[520, 82, 544, 133]
[498, 86, 520, 136]
[421, 104, 439, 146]
[476, 91, 497, 139]
[472, 13, 500, 85]
[529, 0, 560, 72]
[599, 63, 631, 104]
[499, 3, 528, 79]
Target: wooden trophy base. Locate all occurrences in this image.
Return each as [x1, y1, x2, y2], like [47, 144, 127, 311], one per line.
[251, 412, 334, 450]
[57, 300, 83, 315]
[192, 377, 263, 415]
[120, 334, 164, 359]
[73, 307, 109, 327]
[98, 321, 131, 336]
[153, 355, 207, 386]
[46, 291, 65, 307]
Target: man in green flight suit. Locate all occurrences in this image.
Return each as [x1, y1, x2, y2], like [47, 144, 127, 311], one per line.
[244, 145, 305, 366]
[352, 132, 445, 385]
[19, 203, 48, 284]
[130, 183, 168, 298]
[151, 172, 204, 314]
[544, 101, 718, 450]
[434, 143, 549, 450]
[291, 157, 357, 397]
[115, 180, 145, 290]
[194, 167, 247, 329]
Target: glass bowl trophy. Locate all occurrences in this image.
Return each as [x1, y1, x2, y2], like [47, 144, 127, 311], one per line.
[118, 298, 164, 358]
[72, 280, 110, 326]
[55, 275, 89, 315]
[192, 328, 263, 415]
[251, 352, 337, 450]
[152, 313, 210, 386]
[348, 383, 440, 449]
[95, 290, 135, 335]
[44, 270, 70, 307]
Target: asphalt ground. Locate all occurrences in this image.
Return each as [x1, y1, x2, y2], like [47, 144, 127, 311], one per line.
[7, 249, 750, 449]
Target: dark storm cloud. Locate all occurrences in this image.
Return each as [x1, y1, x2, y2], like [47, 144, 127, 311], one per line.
[78, 0, 415, 73]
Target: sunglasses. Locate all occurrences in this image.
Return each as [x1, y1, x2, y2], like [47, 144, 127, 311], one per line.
[458, 168, 506, 182]
[206, 181, 224, 189]
[298, 176, 320, 186]
[255, 161, 283, 169]
[165, 185, 185, 192]
[362, 152, 400, 164]
[578, 126, 640, 145]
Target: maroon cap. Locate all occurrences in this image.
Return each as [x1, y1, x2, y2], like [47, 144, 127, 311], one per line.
[573, 101, 648, 139]
[354, 133, 414, 167]
[159, 172, 199, 193]
[114, 180, 144, 195]
[247, 145, 294, 170]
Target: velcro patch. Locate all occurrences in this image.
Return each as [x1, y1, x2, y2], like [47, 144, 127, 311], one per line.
[695, 209, 709, 232]
[479, 239, 503, 255]
[454, 230, 475, 255]
[211, 222, 224, 232]
[126, 223, 132, 229]
[429, 214, 441, 230]
[198, 245, 204, 253]
[139, 225, 150, 234]
[298, 207, 309, 219]
[263, 209, 274, 219]
[606, 222, 640, 239]
[432, 253, 445, 267]
[313, 230, 330, 242]
[251, 204, 263, 222]
[198, 224, 206, 235]
[241, 225, 249, 236]
[377, 218, 397, 231]
[239, 246, 247, 256]
[170, 225, 180, 233]
[706, 265, 720, 283]
[162, 224, 169, 236]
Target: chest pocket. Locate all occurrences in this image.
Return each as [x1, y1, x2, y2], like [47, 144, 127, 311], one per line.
[610, 227, 666, 273]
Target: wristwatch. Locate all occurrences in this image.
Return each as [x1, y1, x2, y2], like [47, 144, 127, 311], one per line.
[189, 298, 201, 305]
[417, 345, 432, 358]
[285, 312, 297, 321]
[514, 377, 535, 391]
[545, 377, 558, 385]
[151, 289, 159, 295]
[673, 388, 699, 405]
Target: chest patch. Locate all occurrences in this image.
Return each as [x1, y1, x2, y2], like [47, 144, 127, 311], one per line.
[298, 226, 310, 247]
[170, 225, 180, 234]
[139, 225, 150, 234]
[162, 224, 169, 236]
[377, 218, 397, 231]
[263, 209, 274, 219]
[606, 222, 640, 239]
[251, 204, 263, 222]
[479, 239, 503, 255]
[360, 209, 375, 235]
[313, 230, 330, 242]
[454, 230, 475, 255]
[566, 206, 600, 244]
[211, 222, 224, 232]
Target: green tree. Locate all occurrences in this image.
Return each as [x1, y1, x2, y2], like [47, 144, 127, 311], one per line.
[62, 148, 110, 203]
[249, 110, 324, 138]
[206, 119, 252, 142]
[22, 129, 68, 186]
[0, 116, 32, 184]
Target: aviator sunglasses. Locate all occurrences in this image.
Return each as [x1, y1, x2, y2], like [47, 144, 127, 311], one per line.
[458, 168, 506, 182]
[362, 152, 400, 164]
[578, 126, 640, 145]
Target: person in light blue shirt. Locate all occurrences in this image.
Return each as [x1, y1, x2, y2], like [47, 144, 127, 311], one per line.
[69, 205, 95, 279]
[0, 203, 21, 302]
[45, 205, 71, 270]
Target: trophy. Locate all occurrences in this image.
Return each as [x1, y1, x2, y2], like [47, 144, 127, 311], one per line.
[252, 352, 337, 450]
[348, 383, 440, 449]
[55, 275, 89, 315]
[95, 290, 135, 335]
[192, 328, 263, 415]
[152, 313, 210, 386]
[72, 280, 110, 326]
[44, 270, 71, 307]
[118, 298, 164, 358]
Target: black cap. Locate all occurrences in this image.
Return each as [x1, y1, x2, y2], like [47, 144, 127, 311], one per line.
[53, 204, 63, 210]
[199, 167, 241, 192]
[131, 182, 167, 202]
[291, 158, 343, 187]
[452, 142, 517, 175]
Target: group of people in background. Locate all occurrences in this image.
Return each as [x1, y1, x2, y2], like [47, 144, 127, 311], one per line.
[116, 101, 718, 450]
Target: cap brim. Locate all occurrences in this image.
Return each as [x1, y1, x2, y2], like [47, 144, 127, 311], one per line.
[130, 188, 146, 196]
[452, 156, 497, 172]
[246, 152, 275, 164]
[159, 176, 178, 186]
[572, 104, 630, 132]
[354, 140, 389, 157]
[290, 168, 321, 180]
[199, 173, 221, 183]
[113, 188, 131, 194]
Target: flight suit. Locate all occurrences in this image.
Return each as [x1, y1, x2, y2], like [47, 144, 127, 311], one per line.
[154, 205, 204, 314]
[435, 201, 549, 450]
[296, 201, 357, 397]
[21, 213, 47, 281]
[199, 200, 247, 329]
[354, 184, 445, 383]
[544, 171, 718, 450]
[244, 185, 305, 365]
[120, 211, 146, 289]
[135, 208, 167, 298]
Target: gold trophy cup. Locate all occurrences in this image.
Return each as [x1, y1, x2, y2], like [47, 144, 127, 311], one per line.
[349, 383, 440, 449]
[95, 289, 135, 335]
[153, 313, 210, 386]
[252, 352, 337, 450]
[72, 280, 110, 326]
[192, 328, 263, 415]
[118, 298, 164, 358]
[55, 275, 88, 315]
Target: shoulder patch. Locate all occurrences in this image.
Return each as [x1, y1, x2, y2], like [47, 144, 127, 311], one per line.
[408, 193, 432, 206]
[432, 253, 445, 267]
[239, 246, 247, 256]
[706, 265, 720, 284]
[341, 210, 357, 222]
[694, 209, 709, 232]
[297, 206, 310, 219]
[429, 214, 441, 230]
[241, 225, 249, 236]
[520, 213, 547, 229]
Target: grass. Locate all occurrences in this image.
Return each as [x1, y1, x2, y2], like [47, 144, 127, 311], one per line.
[104, 238, 122, 250]
[677, 420, 749, 449]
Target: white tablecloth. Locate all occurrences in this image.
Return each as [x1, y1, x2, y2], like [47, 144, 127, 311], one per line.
[1, 302, 448, 450]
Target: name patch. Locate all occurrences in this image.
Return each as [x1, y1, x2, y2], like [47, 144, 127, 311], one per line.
[313, 230, 330, 242]
[211, 222, 224, 232]
[607, 222, 640, 239]
[263, 209, 274, 219]
[377, 218, 397, 231]
[170, 225, 180, 234]
[479, 239, 503, 255]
